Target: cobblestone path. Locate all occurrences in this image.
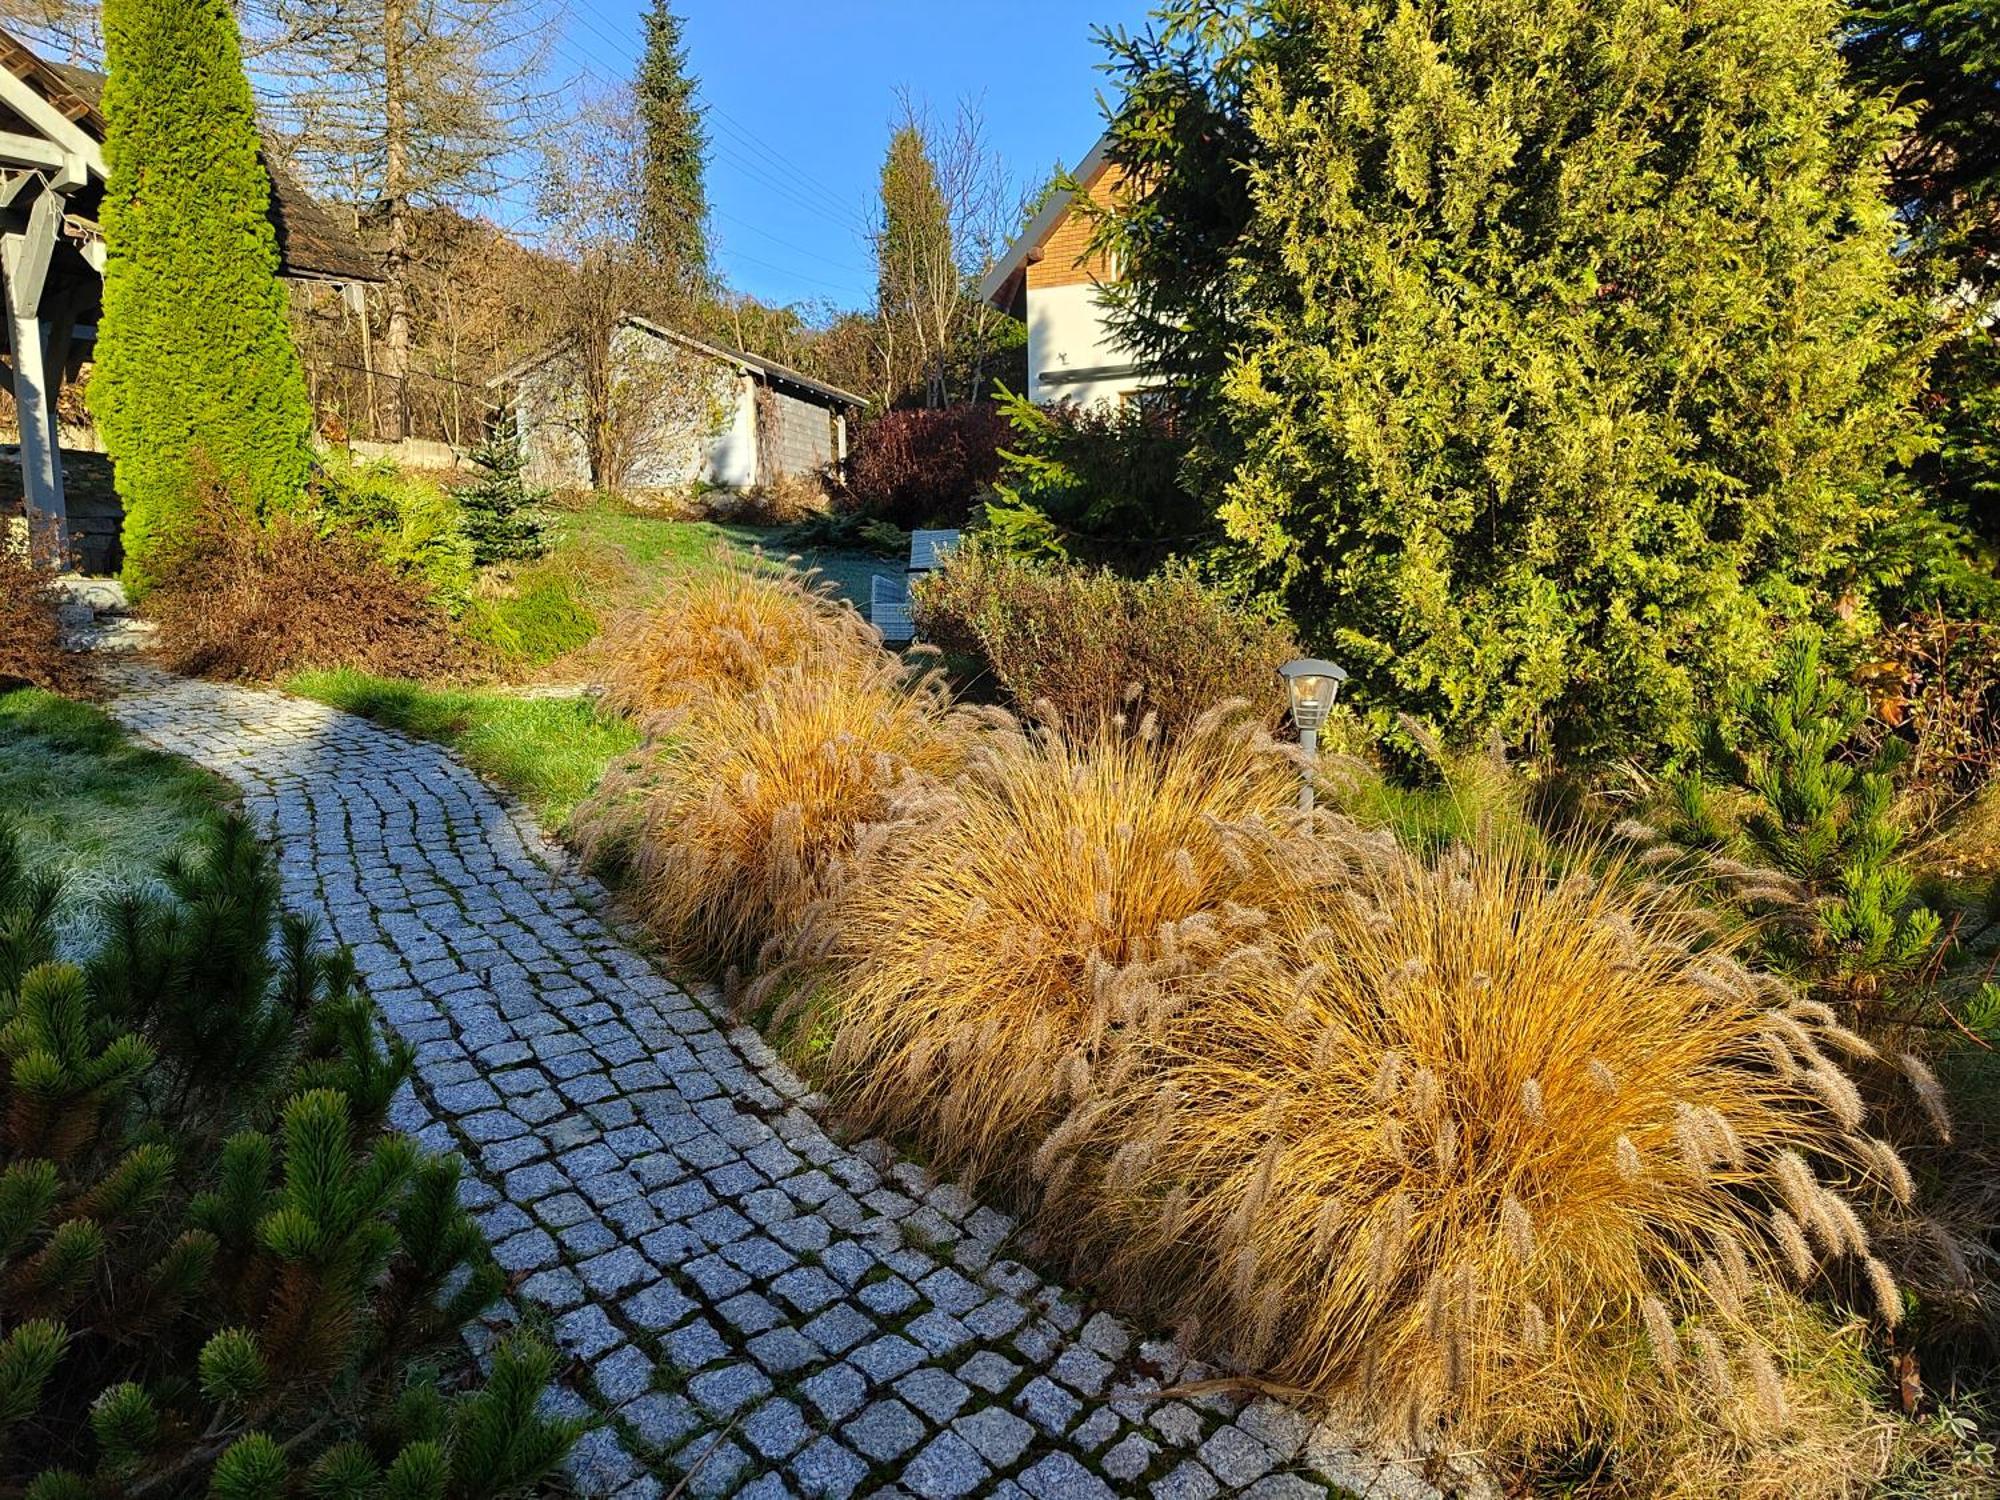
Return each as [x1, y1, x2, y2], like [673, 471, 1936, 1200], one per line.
[110, 668, 1443, 1500]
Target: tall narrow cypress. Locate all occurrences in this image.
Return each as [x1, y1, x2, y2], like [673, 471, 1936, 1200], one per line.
[89, 0, 315, 595]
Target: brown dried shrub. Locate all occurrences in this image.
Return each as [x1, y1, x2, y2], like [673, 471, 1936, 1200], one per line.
[913, 544, 1299, 742]
[147, 487, 462, 681]
[0, 518, 92, 696]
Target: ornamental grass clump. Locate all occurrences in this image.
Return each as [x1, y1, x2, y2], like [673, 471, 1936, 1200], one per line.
[805, 705, 1384, 1191]
[1041, 845, 1903, 1494]
[582, 656, 995, 971]
[597, 557, 881, 723]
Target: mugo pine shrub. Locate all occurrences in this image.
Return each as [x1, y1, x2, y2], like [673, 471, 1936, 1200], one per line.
[0, 815, 578, 1495]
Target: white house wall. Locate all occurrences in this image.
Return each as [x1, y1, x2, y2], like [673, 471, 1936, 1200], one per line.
[614, 324, 747, 493]
[708, 374, 759, 490]
[511, 326, 849, 495]
[1027, 281, 1147, 407]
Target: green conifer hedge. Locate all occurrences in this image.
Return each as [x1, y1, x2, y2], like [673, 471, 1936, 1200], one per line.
[89, 0, 316, 596]
[1098, 0, 1932, 760]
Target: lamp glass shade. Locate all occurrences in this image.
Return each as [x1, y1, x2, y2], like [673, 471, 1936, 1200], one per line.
[1278, 659, 1347, 732]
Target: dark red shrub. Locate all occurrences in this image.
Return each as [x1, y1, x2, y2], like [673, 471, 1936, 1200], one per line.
[847, 404, 1010, 528]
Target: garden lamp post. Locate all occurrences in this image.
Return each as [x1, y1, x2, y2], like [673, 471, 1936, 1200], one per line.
[1279, 658, 1347, 814]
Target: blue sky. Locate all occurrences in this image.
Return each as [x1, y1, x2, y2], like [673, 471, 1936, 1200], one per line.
[546, 1, 1154, 316]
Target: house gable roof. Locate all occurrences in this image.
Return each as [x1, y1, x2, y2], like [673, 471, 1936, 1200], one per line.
[0, 27, 381, 284]
[492, 315, 868, 411]
[980, 133, 1112, 316]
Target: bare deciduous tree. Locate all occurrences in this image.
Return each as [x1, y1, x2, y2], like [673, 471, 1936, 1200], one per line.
[242, 0, 557, 440]
[531, 88, 722, 493]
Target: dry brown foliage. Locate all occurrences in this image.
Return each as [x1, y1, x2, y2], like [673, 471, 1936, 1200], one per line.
[803, 706, 1350, 1191]
[0, 523, 92, 696]
[580, 655, 1003, 971]
[716, 470, 833, 528]
[146, 489, 462, 681]
[596, 557, 881, 723]
[912, 546, 1298, 742]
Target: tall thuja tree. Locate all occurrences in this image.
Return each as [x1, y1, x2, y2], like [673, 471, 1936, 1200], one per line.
[1845, 4, 2000, 550]
[1096, 0, 1930, 760]
[634, 0, 709, 309]
[91, 0, 315, 595]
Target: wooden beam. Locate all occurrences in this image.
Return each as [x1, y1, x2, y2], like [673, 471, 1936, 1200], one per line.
[0, 70, 100, 189]
[0, 131, 73, 179]
[4, 188, 58, 317]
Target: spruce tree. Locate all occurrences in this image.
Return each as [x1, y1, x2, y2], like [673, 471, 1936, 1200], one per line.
[1844, 1, 2000, 280]
[634, 0, 709, 305]
[457, 410, 548, 566]
[1098, 0, 1929, 760]
[89, 0, 316, 596]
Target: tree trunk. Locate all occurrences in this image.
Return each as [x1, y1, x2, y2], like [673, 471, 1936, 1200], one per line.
[380, 0, 411, 443]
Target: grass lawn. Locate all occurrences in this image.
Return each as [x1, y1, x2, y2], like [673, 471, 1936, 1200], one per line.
[286, 668, 640, 829]
[555, 501, 900, 614]
[0, 688, 233, 946]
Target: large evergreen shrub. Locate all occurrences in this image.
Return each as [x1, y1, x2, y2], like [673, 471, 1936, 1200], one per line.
[0, 814, 578, 1494]
[89, 0, 317, 596]
[1098, 0, 1930, 760]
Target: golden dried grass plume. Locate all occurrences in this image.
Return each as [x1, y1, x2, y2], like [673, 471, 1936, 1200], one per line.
[581, 654, 995, 970]
[597, 556, 881, 723]
[807, 704, 1393, 1192]
[1039, 845, 1903, 1489]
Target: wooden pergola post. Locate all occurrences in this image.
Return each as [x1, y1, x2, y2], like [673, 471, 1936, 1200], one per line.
[2, 182, 64, 560]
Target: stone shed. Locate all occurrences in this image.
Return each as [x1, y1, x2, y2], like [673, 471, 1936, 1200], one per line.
[497, 315, 864, 497]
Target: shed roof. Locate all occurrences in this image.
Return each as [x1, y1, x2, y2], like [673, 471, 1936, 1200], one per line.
[0, 27, 381, 284]
[494, 314, 868, 411]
